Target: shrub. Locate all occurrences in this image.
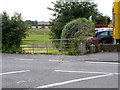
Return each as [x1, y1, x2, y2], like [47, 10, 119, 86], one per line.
[61, 18, 95, 41]
[2, 12, 29, 53]
[61, 18, 95, 55]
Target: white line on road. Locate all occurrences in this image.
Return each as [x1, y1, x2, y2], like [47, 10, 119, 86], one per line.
[80, 58, 100, 60]
[36, 73, 114, 88]
[49, 60, 69, 62]
[49, 60, 60, 62]
[86, 61, 119, 65]
[17, 80, 26, 84]
[19, 59, 33, 61]
[0, 70, 30, 75]
[54, 70, 119, 75]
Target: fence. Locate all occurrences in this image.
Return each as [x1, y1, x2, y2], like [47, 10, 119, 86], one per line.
[21, 39, 73, 54]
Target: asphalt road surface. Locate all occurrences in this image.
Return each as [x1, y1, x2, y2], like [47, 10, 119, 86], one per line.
[1, 53, 120, 88]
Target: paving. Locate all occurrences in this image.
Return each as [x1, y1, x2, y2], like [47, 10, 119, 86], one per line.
[1, 53, 120, 89]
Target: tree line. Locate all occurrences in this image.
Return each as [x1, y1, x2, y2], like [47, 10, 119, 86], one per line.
[25, 20, 38, 26]
[48, 1, 111, 39]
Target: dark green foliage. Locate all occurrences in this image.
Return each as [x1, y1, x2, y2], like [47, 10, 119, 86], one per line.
[68, 40, 80, 55]
[61, 18, 95, 55]
[41, 25, 45, 28]
[93, 14, 111, 25]
[26, 20, 38, 26]
[2, 12, 29, 53]
[61, 18, 95, 41]
[48, 1, 111, 39]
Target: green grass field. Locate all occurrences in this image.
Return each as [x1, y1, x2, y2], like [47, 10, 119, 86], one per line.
[22, 29, 51, 44]
[24, 30, 50, 40]
[21, 29, 62, 54]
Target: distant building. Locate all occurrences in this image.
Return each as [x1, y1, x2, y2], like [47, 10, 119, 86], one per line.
[38, 21, 50, 26]
[31, 21, 50, 29]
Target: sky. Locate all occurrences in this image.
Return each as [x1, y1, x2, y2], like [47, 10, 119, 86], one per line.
[0, 0, 113, 21]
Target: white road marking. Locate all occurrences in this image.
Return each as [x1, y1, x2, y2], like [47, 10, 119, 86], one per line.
[80, 58, 100, 60]
[49, 60, 60, 62]
[49, 60, 69, 62]
[36, 73, 114, 88]
[19, 59, 33, 61]
[0, 70, 30, 75]
[86, 61, 119, 65]
[17, 79, 35, 84]
[54, 70, 119, 75]
[17, 80, 26, 84]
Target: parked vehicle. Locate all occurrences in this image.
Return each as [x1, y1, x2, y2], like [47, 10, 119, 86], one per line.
[95, 28, 113, 43]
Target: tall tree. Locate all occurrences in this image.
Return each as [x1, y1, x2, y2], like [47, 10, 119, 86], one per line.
[94, 14, 111, 25]
[48, 1, 111, 39]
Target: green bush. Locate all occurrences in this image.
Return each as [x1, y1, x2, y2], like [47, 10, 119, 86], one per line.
[61, 18, 95, 55]
[2, 12, 29, 53]
[2, 46, 22, 53]
[67, 40, 79, 55]
[61, 18, 95, 40]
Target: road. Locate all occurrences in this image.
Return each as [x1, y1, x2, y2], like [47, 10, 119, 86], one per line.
[1, 53, 120, 89]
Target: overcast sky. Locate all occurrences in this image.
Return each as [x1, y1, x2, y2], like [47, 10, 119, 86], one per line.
[0, 0, 113, 21]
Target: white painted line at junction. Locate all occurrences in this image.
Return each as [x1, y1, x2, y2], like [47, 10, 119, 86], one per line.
[80, 58, 100, 60]
[36, 73, 114, 88]
[86, 61, 119, 65]
[17, 80, 26, 84]
[49, 60, 69, 62]
[49, 60, 60, 62]
[19, 59, 33, 61]
[54, 70, 119, 75]
[0, 70, 30, 75]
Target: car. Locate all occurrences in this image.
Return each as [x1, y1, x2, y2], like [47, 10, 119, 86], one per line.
[95, 28, 113, 44]
[95, 28, 106, 32]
